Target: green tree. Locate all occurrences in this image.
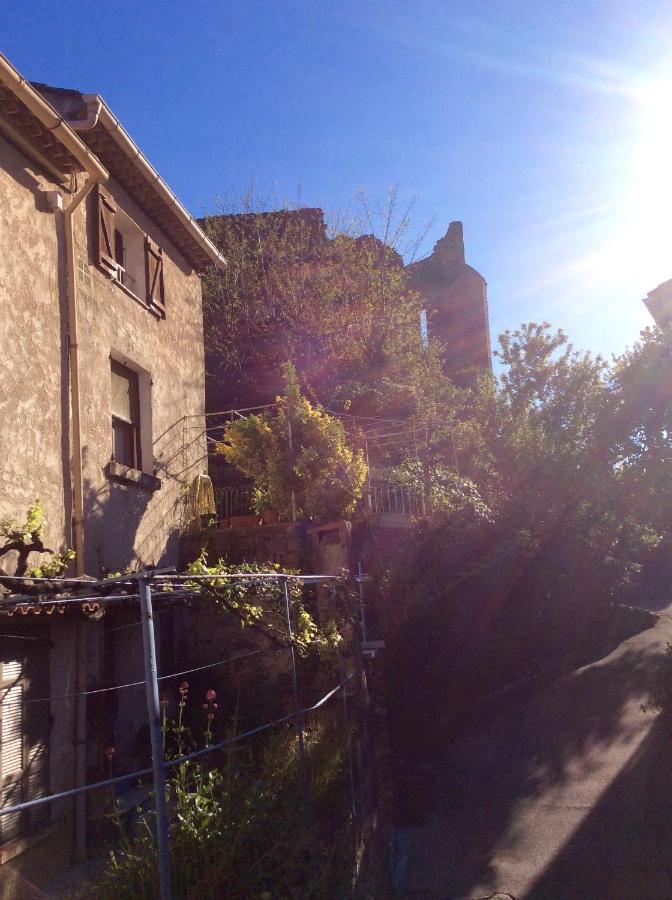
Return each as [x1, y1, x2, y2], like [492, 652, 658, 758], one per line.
[607, 325, 672, 597]
[201, 188, 450, 418]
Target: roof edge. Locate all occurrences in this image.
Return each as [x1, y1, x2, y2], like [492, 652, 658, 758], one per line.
[0, 53, 108, 181]
[95, 100, 226, 271]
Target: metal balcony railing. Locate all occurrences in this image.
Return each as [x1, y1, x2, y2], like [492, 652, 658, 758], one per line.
[367, 481, 425, 516]
[115, 264, 138, 293]
[214, 485, 255, 522]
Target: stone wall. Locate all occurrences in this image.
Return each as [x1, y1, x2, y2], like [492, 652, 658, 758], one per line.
[75, 180, 206, 575]
[182, 521, 309, 571]
[406, 221, 491, 383]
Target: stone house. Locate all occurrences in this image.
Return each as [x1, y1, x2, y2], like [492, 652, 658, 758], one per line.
[0, 53, 225, 894]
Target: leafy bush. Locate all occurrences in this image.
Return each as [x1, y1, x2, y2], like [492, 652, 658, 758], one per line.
[185, 553, 350, 656]
[0, 499, 75, 577]
[218, 363, 367, 521]
[97, 695, 354, 899]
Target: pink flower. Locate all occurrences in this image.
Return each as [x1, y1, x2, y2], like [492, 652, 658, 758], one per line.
[206, 689, 217, 701]
[104, 746, 115, 761]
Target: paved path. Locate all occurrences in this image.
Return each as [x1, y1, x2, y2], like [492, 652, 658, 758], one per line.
[399, 606, 672, 899]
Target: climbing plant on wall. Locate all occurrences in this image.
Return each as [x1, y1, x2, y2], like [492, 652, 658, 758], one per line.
[0, 499, 74, 577]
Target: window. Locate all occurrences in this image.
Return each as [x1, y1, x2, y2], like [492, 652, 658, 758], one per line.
[108, 358, 159, 490]
[111, 360, 141, 470]
[97, 186, 166, 316]
[114, 228, 125, 277]
[112, 213, 144, 300]
[114, 223, 140, 300]
[0, 634, 50, 845]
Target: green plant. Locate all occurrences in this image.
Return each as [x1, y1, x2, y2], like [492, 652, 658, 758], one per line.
[201, 186, 442, 418]
[218, 362, 367, 522]
[185, 553, 350, 656]
[0, 499, 75, 577]
[27, 548, 76, 578]
[98, 688, 354, 899]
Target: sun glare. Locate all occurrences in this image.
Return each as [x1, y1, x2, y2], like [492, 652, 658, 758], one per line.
[623, 76, 672, 289]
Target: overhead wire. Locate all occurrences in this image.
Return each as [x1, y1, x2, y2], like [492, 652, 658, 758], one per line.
[0, 674, 354, 818]
[0, 648, 264, 709]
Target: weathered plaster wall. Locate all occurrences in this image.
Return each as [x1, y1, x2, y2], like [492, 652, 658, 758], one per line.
[0, 134, 208, 887]
[308, 520, 351, 576]
[74, 178, 207, 574]
[0, 136, 69, 562]
[0, 143, 207, 576]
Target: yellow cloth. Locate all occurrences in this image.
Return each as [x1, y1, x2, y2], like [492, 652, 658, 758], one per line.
[186, 474, 216, 522]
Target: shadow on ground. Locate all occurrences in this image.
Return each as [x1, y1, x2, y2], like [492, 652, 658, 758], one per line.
[394, 617, 671, 898]
[525, 712, 672, 900]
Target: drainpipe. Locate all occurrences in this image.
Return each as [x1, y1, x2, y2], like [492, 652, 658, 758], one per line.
[0, 54, 108, 568]
[63, 174, 105, 863]
[64, 176, 101, 575]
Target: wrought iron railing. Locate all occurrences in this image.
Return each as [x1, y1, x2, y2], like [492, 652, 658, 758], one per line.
[214, 485, 255, 522]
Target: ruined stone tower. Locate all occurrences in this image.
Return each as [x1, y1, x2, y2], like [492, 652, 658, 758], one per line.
[406, 221, 491, 384]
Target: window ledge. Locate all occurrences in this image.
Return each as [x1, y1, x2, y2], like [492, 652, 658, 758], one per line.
[105, 271, 164, 320]
[106, 461, 161, 492]
[0, 820, 61, 865]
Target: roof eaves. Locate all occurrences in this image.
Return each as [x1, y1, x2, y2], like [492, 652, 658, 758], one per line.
[0, 53, 108, 181]
[93, 99, 226, 272]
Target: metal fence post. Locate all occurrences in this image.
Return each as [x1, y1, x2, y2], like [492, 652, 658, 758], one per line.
[337, 648, 357, 818]
[139, 575, 172, 900]
[281, 576, 308, 808]
[357, 561, 368, 644]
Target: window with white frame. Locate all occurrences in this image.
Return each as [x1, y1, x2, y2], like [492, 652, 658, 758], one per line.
[110, 358, 153, 477]
[96, 186, 166, 316]
[111, 360, 141, 470]
[113, 211, 146, 301]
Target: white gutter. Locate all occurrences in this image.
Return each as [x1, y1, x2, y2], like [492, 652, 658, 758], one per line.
[0, 53, 107, 182]
[94, 101, 226, 271]
[69, 93, 102, 131]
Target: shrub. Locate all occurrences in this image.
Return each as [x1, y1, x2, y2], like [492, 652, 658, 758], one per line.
[218, 363, 367, 522]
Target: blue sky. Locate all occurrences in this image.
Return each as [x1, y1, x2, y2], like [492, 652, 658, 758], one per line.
[5, 0, 672, 359]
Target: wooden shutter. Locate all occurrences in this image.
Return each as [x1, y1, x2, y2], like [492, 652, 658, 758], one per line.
[97, 186, 117, 276]
[145, 237, 165, 314]
[24, 648, 49, 830]
[0, 633, 50, 843]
